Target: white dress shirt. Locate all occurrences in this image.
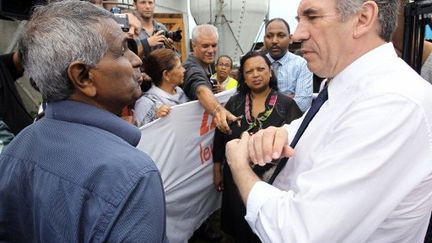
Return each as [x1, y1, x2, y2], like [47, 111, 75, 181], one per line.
[246, 43, 432, 243]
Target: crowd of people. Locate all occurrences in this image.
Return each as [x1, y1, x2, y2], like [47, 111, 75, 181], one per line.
[0, 0, 432, 242]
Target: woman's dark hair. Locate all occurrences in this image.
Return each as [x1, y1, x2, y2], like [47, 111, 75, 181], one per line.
[144, 48, 179, 86]
[237, 51, 278, 95]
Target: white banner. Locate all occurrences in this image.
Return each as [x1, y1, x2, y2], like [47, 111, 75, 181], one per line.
[137, 89, 235, 243]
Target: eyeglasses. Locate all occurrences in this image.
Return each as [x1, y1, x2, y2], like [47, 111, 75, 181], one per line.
[217, 63, 231, 68]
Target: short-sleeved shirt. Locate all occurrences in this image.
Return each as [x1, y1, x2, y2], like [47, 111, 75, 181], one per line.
[182, 53, 213, 100]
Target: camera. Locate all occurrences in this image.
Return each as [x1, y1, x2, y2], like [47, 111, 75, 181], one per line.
[110, 7, 129, 32]
[210, 77, 217, 88]
[153, 26, 182, 42]
[161, 30, 182, 42]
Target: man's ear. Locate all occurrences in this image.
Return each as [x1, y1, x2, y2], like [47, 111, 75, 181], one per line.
[67, 61, 97, 97]
[191, 42, 197, 53]
[353, 1, 379, 39]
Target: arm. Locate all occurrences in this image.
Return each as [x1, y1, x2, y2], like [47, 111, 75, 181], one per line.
[212, 162, 223, 191]
[195, 85, 237, 134]
[239, 95, 432, 242]
[292, 60, 313, 113]
[212, 127, 225, 191]
[225, 132, 262, 203]
[139, 31, 166, 56]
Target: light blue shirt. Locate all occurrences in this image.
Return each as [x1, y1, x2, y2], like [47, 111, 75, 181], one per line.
[267, 52, 313, 112]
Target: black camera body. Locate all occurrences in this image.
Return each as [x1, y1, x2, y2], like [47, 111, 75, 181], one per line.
[161, 29, 182, 42]
[153, 24, 182, 42]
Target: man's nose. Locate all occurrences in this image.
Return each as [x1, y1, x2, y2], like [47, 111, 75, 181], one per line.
[292, 23, 308, 43]
[252, 69, 260, 77]
[127, 27, 135, 38]
[129, 51, 142, 68]
[208, 46, 216, 53]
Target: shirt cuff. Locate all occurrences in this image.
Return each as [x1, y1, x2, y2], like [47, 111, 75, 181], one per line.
[245, 181, 283, 231]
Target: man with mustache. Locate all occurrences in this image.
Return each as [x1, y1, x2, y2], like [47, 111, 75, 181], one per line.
[264, 18, 313, 113]
[0, 1, 168, 241]
[225, 0, 432, 242]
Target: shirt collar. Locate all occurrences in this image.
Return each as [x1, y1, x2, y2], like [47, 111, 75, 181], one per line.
[266, 51, 291, 65]
[44, 100, 141, 146]
[328, 42, 397, 104]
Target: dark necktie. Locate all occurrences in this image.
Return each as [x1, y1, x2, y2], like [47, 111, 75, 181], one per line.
[269, 85, 329, 184]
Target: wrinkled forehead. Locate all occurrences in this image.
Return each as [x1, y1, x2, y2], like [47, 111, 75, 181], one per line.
[298, 0, 337, 15]
[266, 20, 289, 33]
[100, 18, 127, 49]
[196, 33, 218, 44]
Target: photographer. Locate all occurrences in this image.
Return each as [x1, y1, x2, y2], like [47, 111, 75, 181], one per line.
[133, 0, 179, 55]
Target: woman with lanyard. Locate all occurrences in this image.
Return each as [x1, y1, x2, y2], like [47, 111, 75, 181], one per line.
[212, 51, 302, 242]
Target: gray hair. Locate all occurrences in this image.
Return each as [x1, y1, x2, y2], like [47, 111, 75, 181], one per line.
[336, 0, 400, 42]
[19, 0, 114, 102]
[191, 24, 219, 44]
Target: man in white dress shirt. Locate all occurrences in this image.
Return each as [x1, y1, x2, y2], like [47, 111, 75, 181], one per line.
[225, 0, 432, 242]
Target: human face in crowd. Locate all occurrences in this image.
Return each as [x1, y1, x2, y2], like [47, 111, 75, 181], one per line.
[126, 13, 142, 39]
[264, 20, 291, 60]
[216, 56, 232, 81]
[293, 0, 355, 78]
[243, 56, 272, 94]
[192, 34, 218, 65]
[165, 57, 185, 86]
[135, 0, 155, 20]
[89, 19, 143, 114]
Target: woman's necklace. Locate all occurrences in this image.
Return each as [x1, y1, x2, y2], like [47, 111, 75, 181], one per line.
[245, 90, 278, 132]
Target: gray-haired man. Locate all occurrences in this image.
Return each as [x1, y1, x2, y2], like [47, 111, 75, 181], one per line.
[183, 24, 238, 135]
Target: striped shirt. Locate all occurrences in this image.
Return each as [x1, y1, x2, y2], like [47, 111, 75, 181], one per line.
[267, 51, 313, 112]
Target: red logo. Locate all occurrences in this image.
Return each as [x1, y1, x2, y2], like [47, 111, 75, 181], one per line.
[199, 111, 216, 136]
